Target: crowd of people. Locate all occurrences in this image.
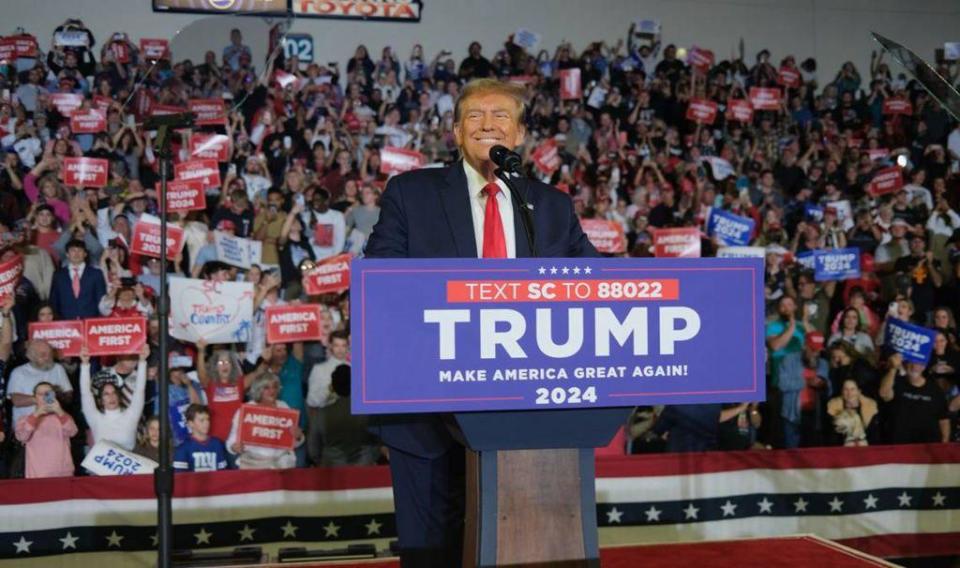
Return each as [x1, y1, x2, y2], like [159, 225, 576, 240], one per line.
[0, 16, 959, 479]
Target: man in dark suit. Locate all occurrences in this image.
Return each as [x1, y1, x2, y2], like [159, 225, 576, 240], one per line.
[365, 78, 597, 567]
[49, 239, 106, 320]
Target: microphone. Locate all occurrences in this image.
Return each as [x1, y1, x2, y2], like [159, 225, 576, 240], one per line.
[144, 112, 196, 130]
[489, 145, 523, 174]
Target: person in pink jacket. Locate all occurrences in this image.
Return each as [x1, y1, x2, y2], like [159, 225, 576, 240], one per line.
[15, 381, 78, 478]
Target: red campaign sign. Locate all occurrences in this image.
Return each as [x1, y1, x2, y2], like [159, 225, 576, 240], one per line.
[29, 321, 84, 357]
[11, 35, 38, 58]
[866, 148, 890, 161]
[778, 66, 801, 88]
[303, 253, 351, 295]
[111, 41, 130, 64]
[48, 93, 84, 117]
[188, 98, 227, 126]
[379, 147, 425, 175]
[532, 139, 560, 175]
[188, 133, 231, 162]
[265, 304, 326, 344]
[685, 99, 718, 125]
[131, 218, 185, 260]
[151, 104, 188, 118]
[140, 38, 170, 61]
[0, 254, 23, 300]
[0, 39, 16, 63]
[867, 167, 904, 197]
[175, 159, 221, 189]
[748, 87, 781, 111]
[579, 219, 626, 254]
[163, 179, 207, 212]
[237, 404, 300, 450]
[653, 228, 702, 258]
[883, 99, 913, 116]
[559, 68, 582, 100]
[686, 46, 715, 73]
[93, 95, 114, 114]
[726, 99, 754, 122]
[69, 109, 106, 134]
[63, 157, 109, 188]
[85, 317, 146, 357]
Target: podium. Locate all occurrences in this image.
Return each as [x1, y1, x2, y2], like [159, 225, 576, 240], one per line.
[352, 257, 765, 568]
[454, 408, 631, 567]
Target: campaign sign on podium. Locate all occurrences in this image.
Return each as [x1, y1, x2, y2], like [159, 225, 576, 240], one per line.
[352, 257, 764, 414]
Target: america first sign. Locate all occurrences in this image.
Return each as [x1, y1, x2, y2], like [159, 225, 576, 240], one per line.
[352, 257, 764, 414]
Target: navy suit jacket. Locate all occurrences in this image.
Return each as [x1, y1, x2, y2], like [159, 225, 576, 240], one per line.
[364, 162, 598, 458]
[49, 264, 107, 320]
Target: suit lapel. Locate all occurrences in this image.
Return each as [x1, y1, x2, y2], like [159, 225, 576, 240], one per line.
[439, 163, 478, 258]
[512, 177, 539, 258]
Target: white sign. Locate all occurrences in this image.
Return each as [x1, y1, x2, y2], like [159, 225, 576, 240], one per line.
[170, 277, 254, 344]
[513, 28, 542, 50]
[945, 42, 960, 61]
[716, 246, 766, 259]
[81, 441, 157, 476]
[214, 231, 262, 269]
[54, 30, 90, 48]
[634, 19, 661, 36]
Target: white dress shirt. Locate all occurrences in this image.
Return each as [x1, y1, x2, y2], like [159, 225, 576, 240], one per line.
[463, 160, 516, 258]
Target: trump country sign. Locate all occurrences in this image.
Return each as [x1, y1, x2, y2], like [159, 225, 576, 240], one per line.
[352, 257, 765, 414]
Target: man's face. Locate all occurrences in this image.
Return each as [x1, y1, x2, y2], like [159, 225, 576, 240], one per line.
[67, 246, 87, 266]
[271, 343, 288, 362]
[29, 343, 54, 370]
[330, 338, 349, 360]
[778, 297, 797, 319]
[189, 413, 211, 436]
[312, 192, 329, 213]
[454, 92, 525, 172]
[910, 236, 926, 255]
[267, 192, 284, 210]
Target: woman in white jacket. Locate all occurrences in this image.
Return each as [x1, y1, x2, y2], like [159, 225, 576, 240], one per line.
[227, 371, 303, 469]
[79, 345, 149, 451]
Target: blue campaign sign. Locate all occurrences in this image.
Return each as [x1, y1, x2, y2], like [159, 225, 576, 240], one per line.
[814, 248, 861, 281]
[804, 204, 824, 222]
[706, 208, 755, 246]
[884, 318, 936, 364]
[352, 257, 765, 414]
[795, 251, 815, 270]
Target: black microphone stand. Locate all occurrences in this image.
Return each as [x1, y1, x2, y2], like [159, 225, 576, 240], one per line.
[153, 123, 174, 568]
[495, 168, 538, 257]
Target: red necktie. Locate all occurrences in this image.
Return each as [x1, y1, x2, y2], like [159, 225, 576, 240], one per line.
[482, 182, 507, 258]
[72, 268, 81, 298]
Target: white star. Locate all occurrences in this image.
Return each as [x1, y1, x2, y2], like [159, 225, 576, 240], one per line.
[757, 497, 773, 514]
[561, 266, 570, 274]
[150, 534, 158, 547]
[194, 528, 212, 545]
[281, 521, 298, 538]
[106, 531, 124, 548]
[720, 500, 737, 517]
[365, 518, 382, 536]
[606, 507, 623, 524]
[59, 532, 78, 551]
[682, 503, 699, 520]
[828, 497, 844, 512]
[238, 525, 256, 542]
[863, 494, 878, 510]
[793, 497, 809, 513]
[897, 492, 913, 507]
[644, 505, 662, 522]
[583, 267, 593, 274]
[13, 536, 32, 554]
[550, 266, 558, 274]
[572, 266, 581, 274]
[933, 492, 947, 507]
[538, 266, 546, 275]
[322, 521, 340, 538]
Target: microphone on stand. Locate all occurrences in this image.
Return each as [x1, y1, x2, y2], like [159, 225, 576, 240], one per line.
[489, 145, 524, 174]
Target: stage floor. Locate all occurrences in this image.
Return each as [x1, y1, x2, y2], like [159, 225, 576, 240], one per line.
[234, 534, 897, 567]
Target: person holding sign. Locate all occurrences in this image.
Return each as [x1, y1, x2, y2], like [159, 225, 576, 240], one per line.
[79, 344, 149, 451]
[879, 353, 951, 443]
[365, 78, 597, 567]
[225, 373, 304, 470]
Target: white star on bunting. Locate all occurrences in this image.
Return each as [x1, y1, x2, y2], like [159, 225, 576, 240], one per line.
[238, 525, 256, 542]
[793, 497, 808, 513]
[584, 267, 592, 274]
[194, 528, 212, 545]
[281, 521, 298, 538]
[323, 521, 340, 538]
[757, 497, 773, 514]
[572, 266, 581, 274]
[606, 507, 623, 524]
[13, 536, 32, 554]
[106, 531, 124, 548]
[863, 494, 878, 510]
[932, 492, 947, 507]
[59, 532, 78, 550]
[562, 266, 570, 274]
[644, 505, 662, 522]
[550, 266, 558, 274]
[683, 503, 699, 520]
[365, 518, 382, 536]
[828, 497, 844, 512]
[538, 266, 546, 275]
[897, 492, 913, 507]
[720, 500, 737, 517]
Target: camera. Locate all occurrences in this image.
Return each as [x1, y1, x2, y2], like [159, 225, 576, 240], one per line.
[43, 391, 56, 405]
[120, 276, 137, 287]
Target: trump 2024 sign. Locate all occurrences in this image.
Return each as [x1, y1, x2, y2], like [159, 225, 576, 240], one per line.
[352, 258, 764, 414]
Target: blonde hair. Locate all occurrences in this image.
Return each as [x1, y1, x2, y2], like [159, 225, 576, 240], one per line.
[454, 78, 527, 125]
